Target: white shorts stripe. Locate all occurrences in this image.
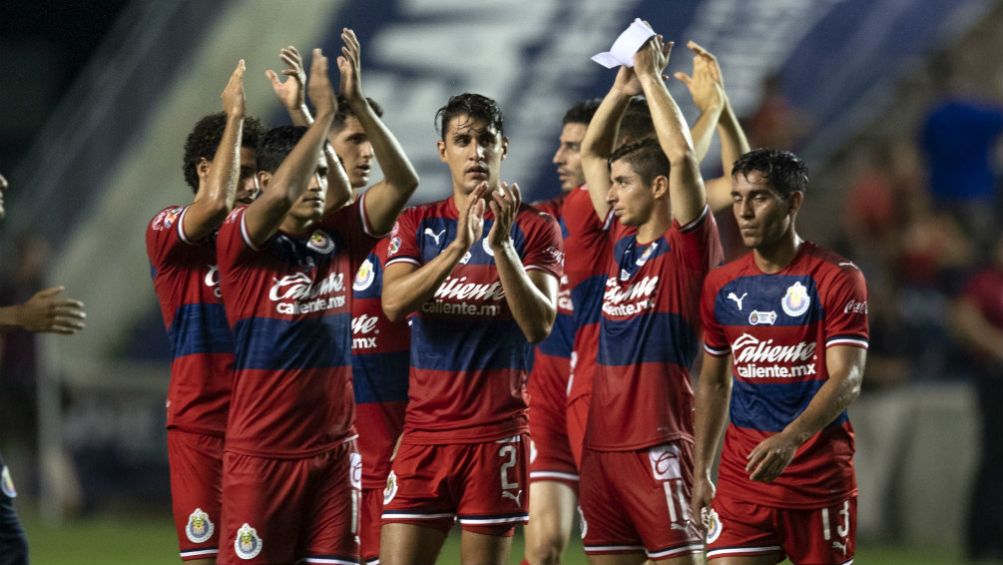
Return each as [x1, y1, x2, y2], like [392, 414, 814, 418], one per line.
[529, 470, 580, 481]
[647, 543, 704, 559]
[381, 511, 455, 520]
[584, 544, 647, 554]
[456, 514, 528, 525]
[180, 548, 218, 558]
[706, 545, 783, 558]
[300, 559, 360, 565]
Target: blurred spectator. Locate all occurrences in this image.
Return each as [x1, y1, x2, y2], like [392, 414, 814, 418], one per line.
[747, 73, 812, 151]
[950, 232, 1003, 561]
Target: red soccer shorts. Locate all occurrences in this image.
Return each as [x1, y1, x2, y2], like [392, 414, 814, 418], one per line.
[579, 442, 703, 561]
[528, 354, 578, 486]
[360, 487, 383, 564]
[705, 495, 857, 564]
[167, 429, 224, 562]
[566, 394, 589, 469]
[382, 434, 529, 536]
[217, 441, 361, 565]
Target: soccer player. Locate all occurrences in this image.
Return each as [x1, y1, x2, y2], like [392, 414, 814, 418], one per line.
[692, 149, 868, 564]
[577, 34, 723, 564]
[145, 61, 263, 565]
[522, 98, 599, 565]
[0, 171, 87, 565]
[380, 93, 563, 565]
[267, 31, 417, 565]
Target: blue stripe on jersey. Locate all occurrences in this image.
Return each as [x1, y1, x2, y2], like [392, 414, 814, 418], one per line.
[352, 351, 409, 403]
[714, 275, 823, 327]
[598, 312, 697, 367]
[410, 317, 531, 372]
[613, 235, 670, 282]
[167, 303, 234, 358]
[570, 275, 606, 327]
[232, 314, 351, 370]
[729, 378, 848, 432]
[537, 311, 574, 358]
[417, 218, 528, 266]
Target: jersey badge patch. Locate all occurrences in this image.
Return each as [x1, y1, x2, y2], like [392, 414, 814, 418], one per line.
[781, 281, 811, 317]
[1, 466, 16, 498]
[748, 310, 777, 326]
[185, 508, 214, 544]
[353, 258, 376, 292]
[307, 230, 336, 254]
[383, 471, 399, 505]
[705, 507, 723, 543]
[234, 523, 263, 560]
[388, 236, 401, 256]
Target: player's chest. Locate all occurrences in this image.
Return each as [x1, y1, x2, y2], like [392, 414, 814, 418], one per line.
[714, 274, 822, 330]
[602, 238, 671, 316]
[253, 231, 352, 315]
[415, 217, 525, 266]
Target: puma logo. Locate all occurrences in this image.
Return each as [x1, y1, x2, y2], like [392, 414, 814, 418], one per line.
[832, 541, 848, 556]
[727, 291, 747, 311]
[502, 490, 522, 506]
[424, 228, 446, 245]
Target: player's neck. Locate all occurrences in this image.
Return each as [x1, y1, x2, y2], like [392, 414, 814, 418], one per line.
[636, 206, 671, 244]
[280, 215, 317, 237]
[753, 230, 802, 273]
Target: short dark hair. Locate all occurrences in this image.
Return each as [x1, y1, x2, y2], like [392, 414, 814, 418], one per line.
[562, 98, 601, 126]
[732, 148, 809, 198]
[618, 97, 654, 145]
[333, 95, 383, 132]
[257, 125, 308, 174]
[608, 138, 669, 186]
[435, 93, 504, 140]
[182, 112, 265, 192]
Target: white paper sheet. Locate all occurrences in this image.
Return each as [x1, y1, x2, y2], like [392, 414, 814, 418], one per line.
[591, 18, 656, 69]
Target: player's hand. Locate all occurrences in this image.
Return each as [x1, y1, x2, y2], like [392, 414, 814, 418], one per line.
[746, 431, 799, 482]
[690, 474, 716, 536]
[15, 287, 86, 335]
[308, 48, 336, 118]
[266, 46, 306, 111]
[613, 65, 643, 97]
[454, 182, 487, 252]
[486, 181, 520, 251]
[221, 59, 246, 118]
[633, 34, 673, 81]
[674, 40, 724, 114]
[337, 28, 365, 105]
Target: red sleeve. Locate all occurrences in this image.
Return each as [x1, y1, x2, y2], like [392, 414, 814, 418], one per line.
[701, 270, 730, 356]
[562, 188, 612, 249]
[215, 206, 256, 270]
[384, 206, 421, 268]
[520, 207, 564, 279]
[668, 205, 723, 276]
[146, 206, 190, 269]
[823, 266, 869, 349]
[531, 196, 563, 220]
[320, 192, 382, 270]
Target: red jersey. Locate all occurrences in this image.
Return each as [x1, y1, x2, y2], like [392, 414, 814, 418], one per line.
[216, 196, 380, 457]
[562, 186, 612, 406]
[701, 242, 869, 508]
[961, 267, 1003, 332]
[385, 197, 564, 445]
[589, 206, 722, 451]
[351, 237, 409, 489]
[146, 205, 233, 436]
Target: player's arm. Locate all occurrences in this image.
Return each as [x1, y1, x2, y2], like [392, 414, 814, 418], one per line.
[338, 28, 419, 234]
[381, 184, 488, 322]
[634, 35, 706, 225]
[488, 183, 558, 343]
[745, 346, 866, 482]
[243, 49, 336, 247]
[0, 287, 86, 336]
[951, 296, 1003, 362]
[691, 350, 732, 529]
[581, 66, 642, 220]
[183, 60, 246, 242]
[268, 45, 354, 215]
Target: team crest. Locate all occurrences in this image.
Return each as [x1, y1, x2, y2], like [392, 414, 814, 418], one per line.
[748, 310, 777, 326]
[384, 471, 399, 505]
[153, 206, 183, 231]
[234, 523, 263, 560]
[306, 230, 336, 254]
[185, 508, 214, 544]
[353, 258, 376, 292]
[1, 466, 16, 498]
[388, 236, 402, 256]
[704, 508, 723, 543]
[781, 281, 811, 317]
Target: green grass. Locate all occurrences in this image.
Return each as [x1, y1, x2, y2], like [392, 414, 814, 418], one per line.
[20, 511, 959, 564]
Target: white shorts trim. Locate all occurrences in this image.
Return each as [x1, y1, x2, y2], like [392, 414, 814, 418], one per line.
[180, 548, 219, 558]
[529, 470, 580, 481]
[647, 542, 704, 559]
[299, 559, 360, 565]
[456, 514, 528, 525]
[707, 545, 783, 559]
[583, 543, 647, 554]
[381, 511, 455, 521]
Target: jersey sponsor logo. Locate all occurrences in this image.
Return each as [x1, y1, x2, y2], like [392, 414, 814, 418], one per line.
[383, 471, 398, 505]
[748, 310, 777, 326]
[353, 258, 376, 292]
[732, 333, 817, 379]
[422, 275, 505, 316]
[546, 245, 565, 267]
[306, 230, 336, 254]
[727, 291, 747, 311]
[648, 444, 681, 481]
[424, 228, 446, 245]
[351, 313, 380, 350]
[1, 466, 16, 498]
[152, 206, 183, 231]
[781, 281, 811, 317]
[350, 452, 362, 490]
[234, 523, 263, 560]
[269, 271, 347, 315]
[843, 299, 868, 315]
[205, 264, 222, 298]
[602, 275, 658, 317]
[185, 508, 215, 544]
[705, 508, 722, 543]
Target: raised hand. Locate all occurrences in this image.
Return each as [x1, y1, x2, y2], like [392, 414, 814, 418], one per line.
[266, 46, 306, 111]
[455, 182, 488, 252]
[674, 41, 724, 113]
[15, 287, 86, 335]
[221, 59, 246, 118]
[613, 65, 643, 97]
[486, 181, 520, 250]
[308, 48, 336, 118]
[634, 33, 673, 81]
[337, 28, 365, 104]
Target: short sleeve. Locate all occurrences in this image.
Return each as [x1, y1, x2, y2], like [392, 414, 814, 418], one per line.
[521, 208, 564, 279]
[701, 271, 730, 357]
[384, 206, 422, 268]
[668, 205, 723, 276]
[823, 266, 869, 349]
[321, 192, 382, 270]
[146, 206, 190, 270]
[216, 206, 257, 271]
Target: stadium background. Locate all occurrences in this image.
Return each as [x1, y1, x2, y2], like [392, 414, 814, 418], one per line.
[1, 0, 1001, 562]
